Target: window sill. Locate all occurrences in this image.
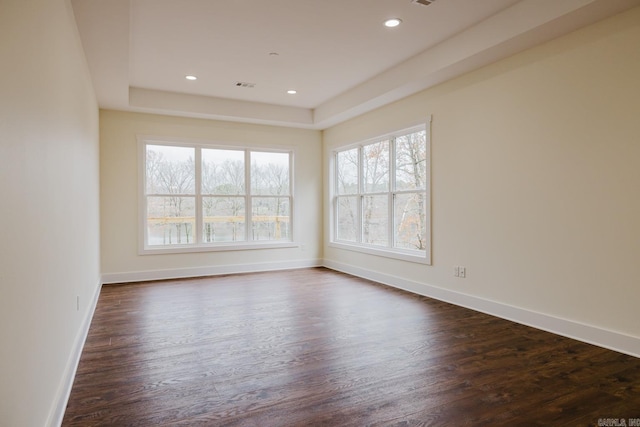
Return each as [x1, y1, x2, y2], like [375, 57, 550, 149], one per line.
[329, 241, 431, 265]
[139, 241, 298, 255]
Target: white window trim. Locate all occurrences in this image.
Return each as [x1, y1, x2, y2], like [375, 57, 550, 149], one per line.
[138, 136, 298, 255]
[329, 118, 432, 265]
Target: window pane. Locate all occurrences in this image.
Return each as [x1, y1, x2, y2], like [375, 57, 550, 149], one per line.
[251, 152, 290, 196]
[336, 148, 358, 195]
[336, 196, 357, 242]
[363, 195, 388, 246]
[146, 145, 195, 194]
[203, 196, 245, 242]
[202, 149, 245, 195]
[395, 131, 427, 191]
[394, 193, 426, 251]
[363, 140, 389, 193]
[251, 197, 291, 241]
[146, 196, 195, 245]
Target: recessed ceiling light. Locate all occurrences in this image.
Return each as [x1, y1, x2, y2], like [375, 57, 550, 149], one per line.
[384, 18, 402, 28]
[287, 90, 297, 95]
[185, 75, 197, 81]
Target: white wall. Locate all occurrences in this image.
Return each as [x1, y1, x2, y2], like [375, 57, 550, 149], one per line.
[0, 0, 100, 426]
[323, 7, 640, 351]
[100, 110, 322, 281]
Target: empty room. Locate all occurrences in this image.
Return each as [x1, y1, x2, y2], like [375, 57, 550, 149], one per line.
[1, 0, 640, 425]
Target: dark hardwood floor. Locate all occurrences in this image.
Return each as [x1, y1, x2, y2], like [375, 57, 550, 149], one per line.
[63, 268, 640, 426]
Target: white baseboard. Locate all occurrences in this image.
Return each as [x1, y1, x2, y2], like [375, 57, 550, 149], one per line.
[323, 260, 640, 359]
[48, 277, 102, 427]
[101, 258, 323, 284]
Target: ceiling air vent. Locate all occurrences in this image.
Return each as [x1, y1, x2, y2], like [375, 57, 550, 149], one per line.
[411, 0, 437, 6]
[235, 81, 255, 88]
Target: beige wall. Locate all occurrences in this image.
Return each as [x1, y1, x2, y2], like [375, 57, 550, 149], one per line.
[0, 0, 100, 425]
[100, 110, 322, 279]
[323, 7, 640, 339]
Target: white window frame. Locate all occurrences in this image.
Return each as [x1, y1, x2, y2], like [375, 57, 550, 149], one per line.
[138, 136, 297, 254]
[329, 119, 431, 264]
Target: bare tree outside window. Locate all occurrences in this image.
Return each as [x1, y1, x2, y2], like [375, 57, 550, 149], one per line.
[362, 140, 389, 245]
[336, 148, 358, 242]
[363, 140, 389, 193]
[251, 152, 291, 241]
[146, 145, 195, 246]
[202, 149, 245, 242]
[394, 130, 427, 250]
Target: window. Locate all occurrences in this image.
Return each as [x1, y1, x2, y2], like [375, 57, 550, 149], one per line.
[332, 122, 431, 263]
[140, 138, 294, 253]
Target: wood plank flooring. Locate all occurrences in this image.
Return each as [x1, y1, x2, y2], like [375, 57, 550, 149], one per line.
[63, 268, 640, 426]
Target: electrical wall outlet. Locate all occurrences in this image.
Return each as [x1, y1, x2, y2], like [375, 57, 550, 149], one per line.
[459, 267, 466, 278]
[454, 266, 459, 277]
[453, 266, 467, 278]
